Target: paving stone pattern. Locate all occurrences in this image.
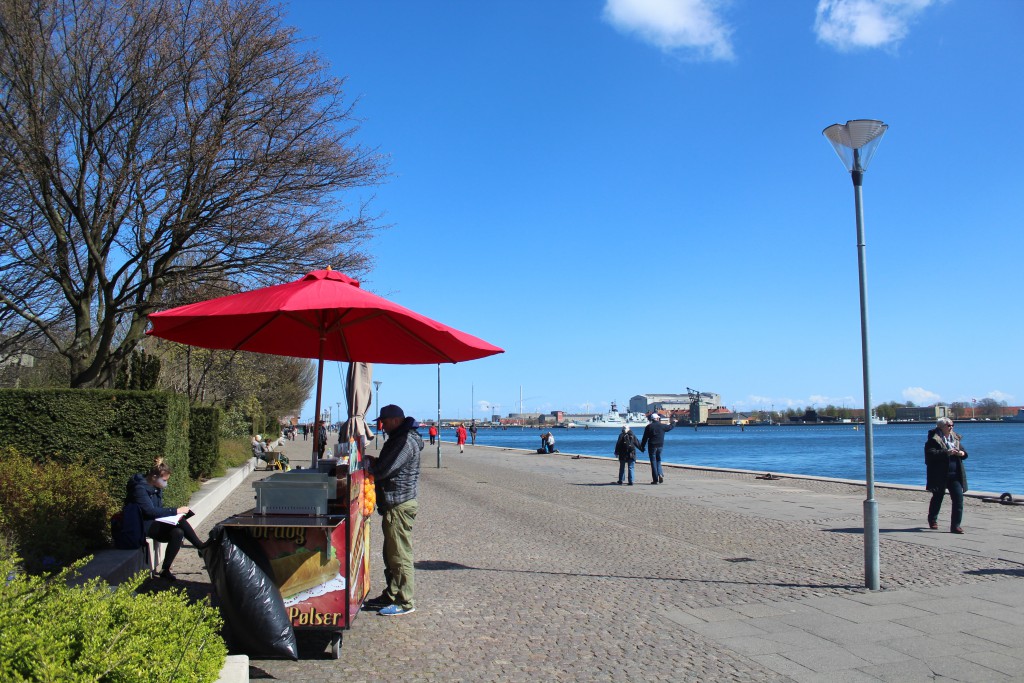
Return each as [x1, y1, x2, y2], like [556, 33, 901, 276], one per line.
[158, 440, 1024, 682]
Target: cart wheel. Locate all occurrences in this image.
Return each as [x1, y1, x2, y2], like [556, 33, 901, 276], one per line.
[331, 632, 342, 659]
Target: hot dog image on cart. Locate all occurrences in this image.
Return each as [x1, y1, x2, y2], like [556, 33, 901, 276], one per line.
[147, 268, 502, 658]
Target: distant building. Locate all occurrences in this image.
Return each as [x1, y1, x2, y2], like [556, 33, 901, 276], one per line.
[999, 406, 1024, 419]
[895, 405, 951, 421]
[630, 393, 700, 413]
[706, 410, 751, 426]
[631, 393, 721, 424]
[508, 412, 541, 424]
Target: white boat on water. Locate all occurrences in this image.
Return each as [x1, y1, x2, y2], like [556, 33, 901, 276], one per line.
[871, 412, 888, 425]
[579, 402, 650, 428]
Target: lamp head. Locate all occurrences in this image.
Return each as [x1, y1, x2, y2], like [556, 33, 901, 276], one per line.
[823, 119, 888, 173]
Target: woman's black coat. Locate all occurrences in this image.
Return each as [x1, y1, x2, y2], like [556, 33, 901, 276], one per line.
[126, 473, 177, 535]
[614, 431, 640, 462]
[924, 428, 968, 493]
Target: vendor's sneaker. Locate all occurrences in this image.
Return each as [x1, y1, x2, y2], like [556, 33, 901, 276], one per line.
[378, 604, 415, 616]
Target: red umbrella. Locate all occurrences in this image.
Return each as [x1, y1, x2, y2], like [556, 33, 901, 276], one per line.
[147, 268, 503, 460]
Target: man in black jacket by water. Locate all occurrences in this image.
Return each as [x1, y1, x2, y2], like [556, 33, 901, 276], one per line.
[640, 412, 673, 484]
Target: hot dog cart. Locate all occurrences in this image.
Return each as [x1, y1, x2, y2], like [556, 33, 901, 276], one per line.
[213, 447, 372, 659]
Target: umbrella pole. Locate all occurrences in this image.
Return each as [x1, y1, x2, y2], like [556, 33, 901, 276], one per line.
[313, 336, 326, 469]
[436, 363, 442, 469]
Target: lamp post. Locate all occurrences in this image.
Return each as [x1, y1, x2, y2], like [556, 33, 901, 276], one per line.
[373, 380, 382, 450]
[823, 119, 888, 590]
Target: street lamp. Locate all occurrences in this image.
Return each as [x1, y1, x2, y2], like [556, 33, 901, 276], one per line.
[373, 380, 382, 450]
[823, 118, 888, 591]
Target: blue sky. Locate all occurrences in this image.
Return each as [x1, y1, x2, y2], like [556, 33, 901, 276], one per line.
[287, 0, 1023, 423]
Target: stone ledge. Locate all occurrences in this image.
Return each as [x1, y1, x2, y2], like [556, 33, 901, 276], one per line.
[188, 460, 255, 528]
[67, 546, 150, 587]
[214, 655, 249, 683]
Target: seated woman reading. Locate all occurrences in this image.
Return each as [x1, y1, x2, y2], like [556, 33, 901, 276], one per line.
[126, 458, 207, 580]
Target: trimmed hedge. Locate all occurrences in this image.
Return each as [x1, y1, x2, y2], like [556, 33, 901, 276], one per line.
[188, 406, 221, 480]
[0, 388, 190, 508]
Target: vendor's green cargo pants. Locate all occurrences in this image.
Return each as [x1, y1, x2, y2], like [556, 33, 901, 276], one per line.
[381, 499, 418, 609]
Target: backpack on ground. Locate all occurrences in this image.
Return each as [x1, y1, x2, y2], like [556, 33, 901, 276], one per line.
[112, 502, 146, 549]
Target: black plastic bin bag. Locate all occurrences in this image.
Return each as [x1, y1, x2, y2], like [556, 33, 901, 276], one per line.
[203, 524, 298, 659]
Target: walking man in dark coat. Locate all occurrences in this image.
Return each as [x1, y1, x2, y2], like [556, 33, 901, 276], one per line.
[640, 412, 673, 484]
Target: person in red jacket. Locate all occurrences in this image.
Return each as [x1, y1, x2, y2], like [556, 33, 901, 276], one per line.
[427, 424, 438, 445]
[455, 424, 467, 452]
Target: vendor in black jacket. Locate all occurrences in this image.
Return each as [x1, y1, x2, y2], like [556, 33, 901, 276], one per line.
[640, 412, 673, 484]
[364, 404, 422, 616]
[126, 458, 206, 580]
[925, 417, 968, 534]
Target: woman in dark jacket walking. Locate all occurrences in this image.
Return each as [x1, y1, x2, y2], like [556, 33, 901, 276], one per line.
[925, 417, 968, 534]
[614, 426, 640, 485]
[126, 458, 207, 579]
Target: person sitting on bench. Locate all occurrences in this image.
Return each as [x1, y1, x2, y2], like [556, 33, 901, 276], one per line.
[126, 458, 207, 581]
[252, 434, 289, 469]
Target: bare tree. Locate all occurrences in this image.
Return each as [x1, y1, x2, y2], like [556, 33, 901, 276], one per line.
[155, 339, 315, 418]
[0, 0, 386, 388]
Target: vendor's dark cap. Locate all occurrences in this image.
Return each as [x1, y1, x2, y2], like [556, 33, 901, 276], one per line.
[376, 404, 405, 421]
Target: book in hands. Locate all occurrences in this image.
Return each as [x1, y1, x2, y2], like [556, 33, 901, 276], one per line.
[155, 509, 195, 525]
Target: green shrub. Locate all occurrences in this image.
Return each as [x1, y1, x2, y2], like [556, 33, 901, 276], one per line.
[0, 447, 115, 573]
[219, 405, 251, 439]
[0, 551, 226, 682]
[188, 406, 221, 480]
[222, 436, 258, 470]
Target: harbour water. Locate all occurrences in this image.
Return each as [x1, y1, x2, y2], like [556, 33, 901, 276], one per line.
[464, 422, 1024, 495]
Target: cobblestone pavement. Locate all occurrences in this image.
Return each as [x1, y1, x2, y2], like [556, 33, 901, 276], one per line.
[160, 439, 1024, 682]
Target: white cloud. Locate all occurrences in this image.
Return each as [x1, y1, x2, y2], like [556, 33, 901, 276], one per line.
[773, 398, 807, 409]
[603, 0, 735, 61]
[902, 386, 940, 404]
[740, 396, 861, 410]
[814, 0, 940, 51]
[987, 390, 1014, 403]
